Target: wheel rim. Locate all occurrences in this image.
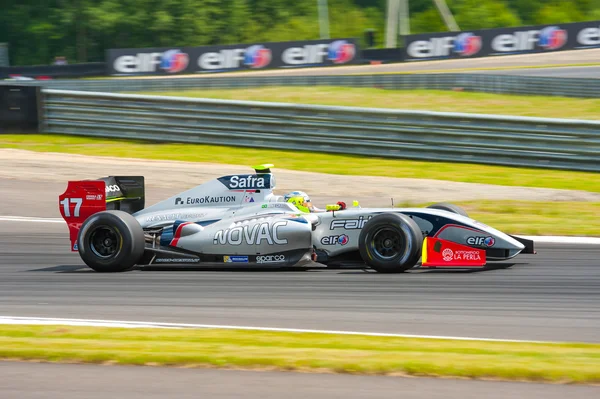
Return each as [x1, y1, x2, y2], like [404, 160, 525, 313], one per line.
[89, 225, 121, 259]
[370, 227, 405, 260]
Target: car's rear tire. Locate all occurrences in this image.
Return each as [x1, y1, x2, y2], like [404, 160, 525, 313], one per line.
[427, 202, 468, 217]
[77, 210, 145, 272]
[358, 213, 423, 273]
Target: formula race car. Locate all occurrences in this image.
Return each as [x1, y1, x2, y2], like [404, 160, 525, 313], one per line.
[59, 164, 535, 273]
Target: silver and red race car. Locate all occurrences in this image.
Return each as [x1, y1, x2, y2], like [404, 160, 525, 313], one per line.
[59, 164, 535, 272]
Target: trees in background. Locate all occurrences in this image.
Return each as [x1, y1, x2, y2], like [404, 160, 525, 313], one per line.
[1, 0, 598, 65]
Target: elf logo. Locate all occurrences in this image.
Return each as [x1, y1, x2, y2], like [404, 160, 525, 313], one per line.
[466, 236, 495, 247]
[406, 33, 481, 58]
[453, 33, 481, 56]
[577, 25, 600, 46]
[113, 50, 188, 73]
[491, 27, 567, 52]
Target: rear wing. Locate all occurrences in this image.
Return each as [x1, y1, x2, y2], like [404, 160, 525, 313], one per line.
[99, 176, 145, 214]
[58, 176, 145, 251]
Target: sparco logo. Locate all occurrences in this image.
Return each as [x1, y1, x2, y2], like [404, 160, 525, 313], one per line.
[218, 175, 271, 190]
[491, 27, 567, 52]
[213, 221, 288, 245]
[256, 254, 285, 263]
[105, 185, 120, 193]
[175, 196, 236, 205]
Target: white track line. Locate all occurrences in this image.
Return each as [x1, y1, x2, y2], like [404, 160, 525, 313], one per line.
[520, 235, 600, 245]
[0, 216, 63, 223]
[0, 316, 561, 344]
[1, 216, 599, 244]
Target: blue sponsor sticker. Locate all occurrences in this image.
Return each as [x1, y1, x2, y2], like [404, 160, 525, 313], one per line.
[224, 255, 249, 263]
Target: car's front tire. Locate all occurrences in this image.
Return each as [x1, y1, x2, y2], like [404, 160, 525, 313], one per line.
[77, 210, 145, 272]
[358, 213, 423, 273]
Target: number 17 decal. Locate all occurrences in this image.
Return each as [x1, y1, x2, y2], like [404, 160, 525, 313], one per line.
[60, 198, 83, 218]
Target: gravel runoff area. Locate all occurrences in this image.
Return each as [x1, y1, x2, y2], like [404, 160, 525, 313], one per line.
[2, 149, 599, 205]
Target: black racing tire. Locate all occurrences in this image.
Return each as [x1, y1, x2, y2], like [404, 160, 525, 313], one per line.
[77, 210, 145, 272]
[427, 202, 469, 217]
[358, 213, 423, 273]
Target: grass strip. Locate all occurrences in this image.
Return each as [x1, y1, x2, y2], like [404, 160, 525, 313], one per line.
[415, 201, 600, 236]
[137, 87, 600, 120]
[1, 325, 599, 384]
[2, 134, 598, 193]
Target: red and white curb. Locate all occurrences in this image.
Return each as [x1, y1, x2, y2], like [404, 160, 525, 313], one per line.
[0, 316, 557, 344]
[1, 216, 599, 244]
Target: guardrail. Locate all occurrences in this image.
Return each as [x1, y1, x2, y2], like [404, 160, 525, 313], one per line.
[42, 89, 600, 172]
[3, 73, 600, 98]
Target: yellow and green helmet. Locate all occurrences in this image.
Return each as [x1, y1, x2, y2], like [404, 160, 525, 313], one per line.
[284, 191, 313, 213]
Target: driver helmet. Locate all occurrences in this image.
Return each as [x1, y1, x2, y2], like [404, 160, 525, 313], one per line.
[284, 191, 314, 213]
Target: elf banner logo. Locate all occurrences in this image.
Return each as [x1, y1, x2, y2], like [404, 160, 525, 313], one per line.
[491, 26, 567, 52]
[406, 33, 481, 58]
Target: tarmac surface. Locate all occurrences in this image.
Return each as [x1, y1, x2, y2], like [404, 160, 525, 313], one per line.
[1, 219, 598, 343]
[1, 362, 598, 399]
[0, 152, 599, 342]
[473, 65, 600, 78]
[1, 145, 599, 396]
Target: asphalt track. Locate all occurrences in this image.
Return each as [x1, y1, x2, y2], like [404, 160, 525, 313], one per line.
[2, 362, 598, 399]
[1, 218, 599, 343]
[474, 65, 600, 78]
[0, 174, 599, 397]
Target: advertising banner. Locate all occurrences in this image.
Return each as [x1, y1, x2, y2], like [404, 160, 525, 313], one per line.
[403, 20, 600, 61]
[106, 38, 360, 76]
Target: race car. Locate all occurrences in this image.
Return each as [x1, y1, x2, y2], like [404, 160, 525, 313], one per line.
[58, 164, 535, 273]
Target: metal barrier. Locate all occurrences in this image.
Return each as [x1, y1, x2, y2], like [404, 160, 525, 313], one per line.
[3, 73, 600, 97]
[42, 89, 600, 172]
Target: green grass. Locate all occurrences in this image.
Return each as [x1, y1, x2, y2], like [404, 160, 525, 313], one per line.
[2, 134, 598, 194]
[423, 201, 600, 236]
[1, 325, 599, 383]
[137, 87, 600, 120]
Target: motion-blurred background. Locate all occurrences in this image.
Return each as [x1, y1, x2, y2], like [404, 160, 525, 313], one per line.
[2, 0, 600, 66]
